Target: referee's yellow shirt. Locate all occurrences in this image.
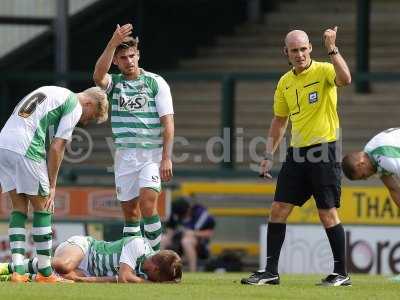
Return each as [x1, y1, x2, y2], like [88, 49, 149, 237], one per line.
[273, 60, 339, 148]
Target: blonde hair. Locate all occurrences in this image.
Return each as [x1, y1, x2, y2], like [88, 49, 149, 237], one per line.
[82, 87, 109, 124]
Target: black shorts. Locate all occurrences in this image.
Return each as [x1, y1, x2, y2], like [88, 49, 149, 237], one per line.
[274, 142, 341, 209]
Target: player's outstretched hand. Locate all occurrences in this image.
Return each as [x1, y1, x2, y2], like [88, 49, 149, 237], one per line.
[160, 158, 173, 182]
[110, 23, 133, 47]
[259, 159, 273, 180]
[323, 25, 338, 52]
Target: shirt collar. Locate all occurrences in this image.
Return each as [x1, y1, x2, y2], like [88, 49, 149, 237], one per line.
[292, 60, 314, 76]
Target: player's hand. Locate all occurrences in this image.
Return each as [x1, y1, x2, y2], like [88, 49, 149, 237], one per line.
[44, 187, 56, 213]
[259, 159, 273, 180]
[110, 23, 133, 47]
[160, 158, 173, 182]
[323, 26, 338, 52]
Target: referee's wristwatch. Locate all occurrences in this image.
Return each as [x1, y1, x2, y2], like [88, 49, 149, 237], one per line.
[264, 153, 274, 161]
[328, 46, 339, 56]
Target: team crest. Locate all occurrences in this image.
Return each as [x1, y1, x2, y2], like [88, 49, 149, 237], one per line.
[308, 91, 318, 104]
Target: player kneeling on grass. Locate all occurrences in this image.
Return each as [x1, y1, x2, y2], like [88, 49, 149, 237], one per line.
[0, 235, 182, 283]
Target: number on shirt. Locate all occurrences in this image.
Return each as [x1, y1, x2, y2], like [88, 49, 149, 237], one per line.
[18, 92, 47, 118]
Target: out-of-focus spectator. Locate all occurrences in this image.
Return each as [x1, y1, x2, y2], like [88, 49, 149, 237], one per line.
[161, 197, 215, 272]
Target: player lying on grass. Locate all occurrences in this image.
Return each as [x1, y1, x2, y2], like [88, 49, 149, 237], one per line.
[342, 127, 400, 207]
[0, 235, 182, 283]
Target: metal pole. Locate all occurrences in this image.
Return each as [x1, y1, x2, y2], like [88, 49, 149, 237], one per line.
[55, 0, 69, 87]
[220, 76, 235, 170]
[356, 0, 370, 93]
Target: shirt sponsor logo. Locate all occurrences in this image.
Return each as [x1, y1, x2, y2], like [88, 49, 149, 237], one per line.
[308, 91, 318, 104]
[119, 94, 148, 111]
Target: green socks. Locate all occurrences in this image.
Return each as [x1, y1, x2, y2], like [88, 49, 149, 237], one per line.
[9, 211, 27, 275]
[32, 211, 53, 277]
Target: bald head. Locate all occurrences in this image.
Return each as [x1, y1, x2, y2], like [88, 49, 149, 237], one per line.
[284, 30, 310, 47]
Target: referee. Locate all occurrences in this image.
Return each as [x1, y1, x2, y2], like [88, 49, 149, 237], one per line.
[241, 27, 352, 286]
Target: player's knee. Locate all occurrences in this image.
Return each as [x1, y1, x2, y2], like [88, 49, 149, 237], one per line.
[318, 208, 340, 227]
[270, 202, 291, 222]
[140, 198, 157, 217]
[122, 203, 140, 219]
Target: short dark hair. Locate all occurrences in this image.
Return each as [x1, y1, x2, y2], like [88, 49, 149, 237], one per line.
[152, 250, 182, 283]
[172, 198, 190, 219]
[341, 153, 358, 180]
[115, 36, 139, 55]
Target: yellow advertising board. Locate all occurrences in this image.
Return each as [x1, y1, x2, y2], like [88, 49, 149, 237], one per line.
[287, 186, 400, 225]
[178, 181, 400, 225]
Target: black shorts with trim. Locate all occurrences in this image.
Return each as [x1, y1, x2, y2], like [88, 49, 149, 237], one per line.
[274, 142, 341, 209]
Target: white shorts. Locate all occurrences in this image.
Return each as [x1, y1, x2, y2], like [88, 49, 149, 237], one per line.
[54, 235, 91, 276]
[114, 148, 162, 201]
[0, 148, 49, 196]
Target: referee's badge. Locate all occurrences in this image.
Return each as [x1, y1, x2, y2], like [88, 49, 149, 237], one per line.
[308, 91, 318, 104]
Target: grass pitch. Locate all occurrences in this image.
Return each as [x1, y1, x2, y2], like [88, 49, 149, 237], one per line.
[1, 273, 399, 300]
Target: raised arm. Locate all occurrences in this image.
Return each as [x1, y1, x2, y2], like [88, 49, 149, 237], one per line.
[260, 115, 289, 179]
[93, 23, 133, 89]
[323, 26, 351, 87]
[381, 175, 400, 207]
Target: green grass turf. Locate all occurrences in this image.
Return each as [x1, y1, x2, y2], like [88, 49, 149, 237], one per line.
[1, 273, 400, 300]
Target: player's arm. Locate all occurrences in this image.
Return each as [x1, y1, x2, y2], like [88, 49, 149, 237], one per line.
[46, 103, 82, 210]
[156, 76, 174, 182]
[73, 276, 117, 283]
[323, 26, 351, 87]
[118, 262, 146, 283]
[160, 114, 174, 182]
[62, 270, 117, 283]
[93, 23, 132, 89]
[381, 175, 400, 207]
[46, 137, 67, 210]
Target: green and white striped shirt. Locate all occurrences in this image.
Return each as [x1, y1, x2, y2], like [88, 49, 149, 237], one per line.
[0, 86, 82, 162]
[106, 69, 174, 149]
[86, 236, 155, 278]
[364, 128, 400, 177]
